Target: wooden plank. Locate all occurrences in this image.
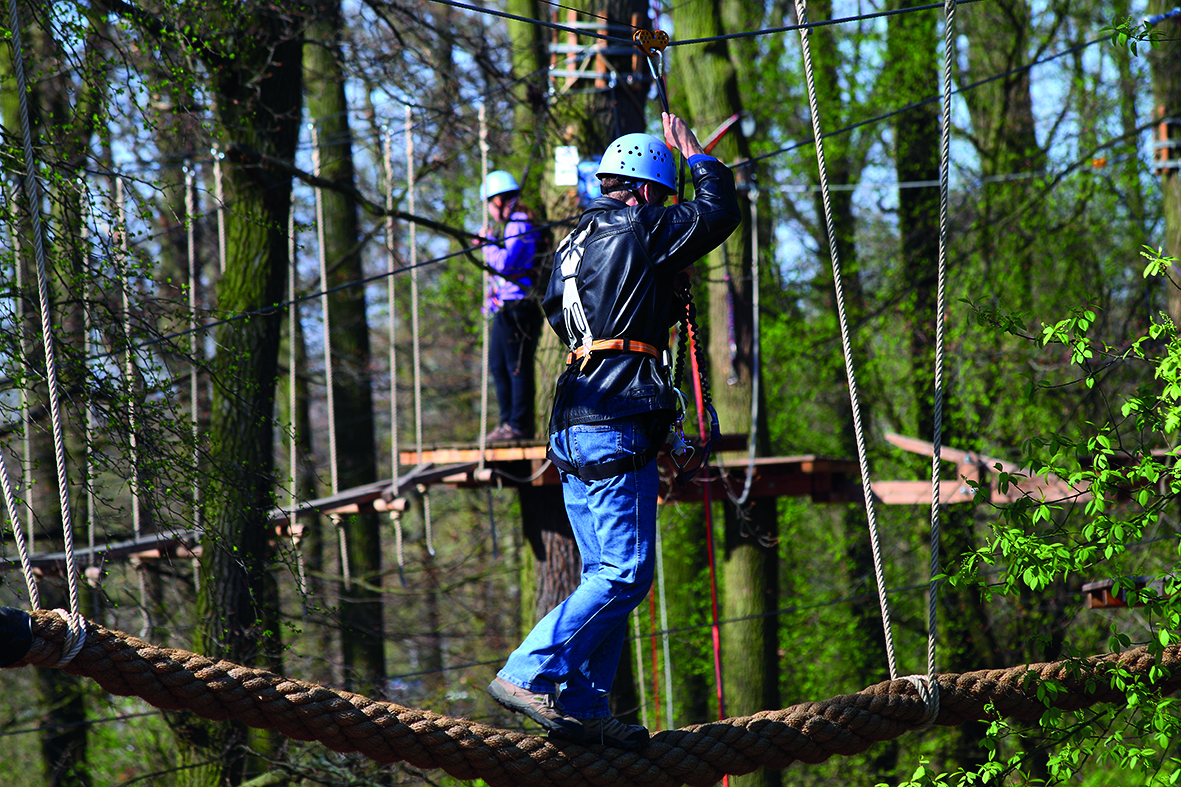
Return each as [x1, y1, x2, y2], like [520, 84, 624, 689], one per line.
[871, 480, 975, 506]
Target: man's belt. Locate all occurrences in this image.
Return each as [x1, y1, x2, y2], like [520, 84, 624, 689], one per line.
[566, 338, 663, 368]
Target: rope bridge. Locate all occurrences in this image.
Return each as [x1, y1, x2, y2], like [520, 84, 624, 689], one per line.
[3, 609, 1175, 786]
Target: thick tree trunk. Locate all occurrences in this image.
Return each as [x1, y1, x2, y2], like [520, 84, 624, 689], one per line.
[171, 8, 303, 784]
[675, 4, 778, 783]
[305, 0, 385, 696]
[1146, 0, 1181, 322]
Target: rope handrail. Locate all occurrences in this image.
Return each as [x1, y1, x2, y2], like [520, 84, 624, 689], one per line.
[4, 609, 1180, 787]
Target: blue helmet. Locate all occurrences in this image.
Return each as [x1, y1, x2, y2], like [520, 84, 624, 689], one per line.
[596, 134, 675, 190]
[481, 170, 520, 200]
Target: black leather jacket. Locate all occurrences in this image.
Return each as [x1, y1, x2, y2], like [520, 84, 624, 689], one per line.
[543, 156, 741, 433]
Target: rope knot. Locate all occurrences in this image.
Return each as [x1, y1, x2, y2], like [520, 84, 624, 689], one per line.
[49, 608, 87, 669]
[902, 674, 940, 727]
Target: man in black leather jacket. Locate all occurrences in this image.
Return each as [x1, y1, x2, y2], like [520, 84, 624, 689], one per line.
[488, 113, 741, 750]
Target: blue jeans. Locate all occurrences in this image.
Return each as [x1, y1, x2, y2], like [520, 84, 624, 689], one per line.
[489, 301, 540, 435]
[498, 419, 658, 718]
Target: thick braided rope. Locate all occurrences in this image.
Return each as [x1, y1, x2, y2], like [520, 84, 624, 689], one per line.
[794, 0, 899, 681]
[12, 610, 1181, 787]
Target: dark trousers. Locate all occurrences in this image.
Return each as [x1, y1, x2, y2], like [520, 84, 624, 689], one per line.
[490, 300, 542, 435]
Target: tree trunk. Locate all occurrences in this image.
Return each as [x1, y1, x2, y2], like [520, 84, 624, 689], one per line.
[171, 8, 303, 784]
[305, 0, 385, 696]
[675, 4, 778, 783]
[1147, 0, 1181, 322]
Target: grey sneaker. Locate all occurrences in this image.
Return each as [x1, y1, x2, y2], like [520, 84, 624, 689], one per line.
[553, 716, 649, 750]
[487, 677, 580, 735]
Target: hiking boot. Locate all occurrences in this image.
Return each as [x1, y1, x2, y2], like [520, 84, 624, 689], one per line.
[553, 715, 649, 750]
[487, 677, 580, 735]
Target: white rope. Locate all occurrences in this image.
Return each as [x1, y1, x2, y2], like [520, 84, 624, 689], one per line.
[918, 0, 958, 723]
[80, 182, 97, 575]
[654, 517, 674, 729]
[288, 205, 307, 599]
[794, 0, 899, 681]
[186, 164, 201, 544]
[392, 509, 406, 586]
[407, 107, 424, 458]
[7, 0, 83, 630]
[213, 147, 227, 274]
[382, 126, 400, 494]
[421, 485, 435, 557]
[730, 186, 761, 507]
[49, 608, 86, 669]
[117, 180, 143, 544]
[9, 180, 34, 555]
[486, 486, 498, 559]
[477, 102, 491, 468]
[312, 125, 341, 497]
[382, 127, 407, 587]
[313, 124, 348, 587]
[633, 611, 648, 729]
[332, 512, 351, 588]
[0, 426, 39, 610]
[117, 179, 150, 638]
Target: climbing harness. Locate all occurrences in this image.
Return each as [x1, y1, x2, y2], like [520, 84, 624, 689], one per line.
[564, 338, 662, 366]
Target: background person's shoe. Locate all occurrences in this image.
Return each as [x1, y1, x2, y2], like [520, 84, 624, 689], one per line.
[485, 424, 524, 442]
[486, 677, 580, 735]
[553, 716, 649, 750]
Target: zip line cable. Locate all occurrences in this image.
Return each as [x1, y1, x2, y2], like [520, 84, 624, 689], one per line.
[428, 0, 986, 47]
[738, 34, 1108, 171]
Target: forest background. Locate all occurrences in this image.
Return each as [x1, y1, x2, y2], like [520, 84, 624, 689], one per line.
[1, 0, 1181, 785]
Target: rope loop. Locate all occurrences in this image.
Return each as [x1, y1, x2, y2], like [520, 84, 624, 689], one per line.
[49, 608, 86, 668]
[902, 673, 940, 726]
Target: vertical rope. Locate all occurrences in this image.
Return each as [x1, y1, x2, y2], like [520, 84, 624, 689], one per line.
[407, 107, 423, 458]
[288, 203, 307, 599]
[688, 321, 727, 718]
[0, 435, 38, 610]
[117, 180, 141, 544]
[654, 518, 674, 729]
[79, 183, 96, 578]
[732, 187, 761, 507]
[10, 181, 34, 555]
[632, 610, 649, 728]
[406, 107, 433, 557]
[486, 486, 498, 559]
[118, 180, 149, 637]
[648, 586, 660, 729]
[312, 123, 347, 587]
[422, 487, 435, 558]
[187, 163, 205, 602]
[477, 102, 491, 468]
[925, 0, 956, 711]
[794, 0, 899, 680]
[213, 147, 227, 274]
[383, 125, 406, 587]
[185, 165, 201, 540]
[6, 0, 84, 648]
[382, 126, 400, 493]
[3, 181, 38, 611]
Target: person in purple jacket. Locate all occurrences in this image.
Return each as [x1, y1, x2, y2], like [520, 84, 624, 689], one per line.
[476, 171, 543, 442]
